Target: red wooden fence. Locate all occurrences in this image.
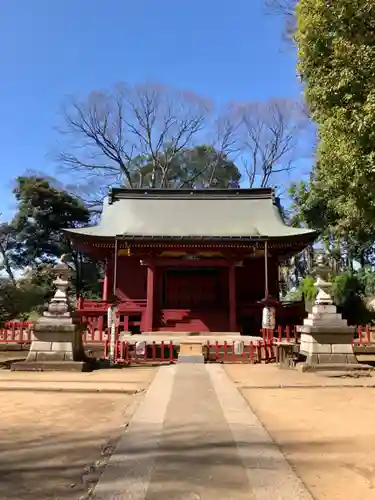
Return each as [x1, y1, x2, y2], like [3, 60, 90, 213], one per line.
[104, 340, 178, 365]
[103, 339, 278, 365]
[0, 322, 33, 344]
[0, 321, 374, 347]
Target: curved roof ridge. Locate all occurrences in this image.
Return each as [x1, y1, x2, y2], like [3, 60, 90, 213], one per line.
[108, 187, 275, 203]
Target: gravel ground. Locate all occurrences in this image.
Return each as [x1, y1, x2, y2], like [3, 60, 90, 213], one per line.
[0, 366, 156, 500]
[225, 364, 375, 500]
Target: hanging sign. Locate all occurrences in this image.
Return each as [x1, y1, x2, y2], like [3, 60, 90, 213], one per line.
[107, 306, 116, 363]
[262, 306, 276, 330]
[135, 341, 146, 357]
[233, 340, 244, 356]
[118, 248, 131, 256]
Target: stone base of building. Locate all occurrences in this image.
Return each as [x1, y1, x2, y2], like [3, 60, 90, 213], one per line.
[11, 360, 94, 372]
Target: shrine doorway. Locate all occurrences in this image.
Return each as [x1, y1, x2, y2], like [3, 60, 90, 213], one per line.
[162, 268, 220, 309]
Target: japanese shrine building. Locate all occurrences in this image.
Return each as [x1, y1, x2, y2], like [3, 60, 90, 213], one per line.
[65, 187, 317, 335]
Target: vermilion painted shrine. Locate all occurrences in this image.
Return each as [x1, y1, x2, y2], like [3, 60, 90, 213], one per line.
[65, 188, 317, 335]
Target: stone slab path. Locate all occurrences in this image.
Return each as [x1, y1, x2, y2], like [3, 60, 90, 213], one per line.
[92, 364, 313, 500]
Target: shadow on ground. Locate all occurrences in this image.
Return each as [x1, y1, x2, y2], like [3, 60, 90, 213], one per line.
[0, 427, 358, 500]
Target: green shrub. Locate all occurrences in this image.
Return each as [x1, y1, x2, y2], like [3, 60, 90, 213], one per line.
[332, 271, 373, 325]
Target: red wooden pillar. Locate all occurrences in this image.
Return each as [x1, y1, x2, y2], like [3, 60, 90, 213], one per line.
[98, 260, 109, 336]
[102, 260, 109, 301]
[145, 265, 155, 331]
[228, 263, 237, 332]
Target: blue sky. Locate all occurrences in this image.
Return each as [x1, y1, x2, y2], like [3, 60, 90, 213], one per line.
[0, 0, 303, 219]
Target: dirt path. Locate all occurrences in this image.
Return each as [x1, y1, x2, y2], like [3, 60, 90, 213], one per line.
[0, 367, 156, 500]
[225, 364, 375, 500]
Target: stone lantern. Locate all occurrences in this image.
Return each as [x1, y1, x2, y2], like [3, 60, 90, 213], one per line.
[297, 254, 363, 371]
[12, 255, 92, 371]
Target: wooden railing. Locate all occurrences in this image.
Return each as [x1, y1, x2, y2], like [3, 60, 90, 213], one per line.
[1, 321, 375, 347]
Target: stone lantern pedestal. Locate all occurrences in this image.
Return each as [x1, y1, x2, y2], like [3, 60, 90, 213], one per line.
[12, 256, 94, 372]
[297, 256, 371, 373]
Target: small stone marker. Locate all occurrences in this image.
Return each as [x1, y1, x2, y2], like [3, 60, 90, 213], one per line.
[178, 340, 204, 363]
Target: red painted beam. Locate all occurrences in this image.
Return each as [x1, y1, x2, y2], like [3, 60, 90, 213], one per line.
[141, 258, 235, 267]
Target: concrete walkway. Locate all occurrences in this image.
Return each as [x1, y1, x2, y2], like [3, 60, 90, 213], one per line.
[92, 364, 313, 500]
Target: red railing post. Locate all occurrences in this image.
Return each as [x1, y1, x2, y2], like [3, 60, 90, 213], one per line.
[223, 341, 228, 363]
[249, 341, 254, 363]
[215, 341, 219, 362]
[10, 322, 15, 343]
[242, 344, 247, 363]
[169, 342, 174, 363]
[206, 341, 210, 363]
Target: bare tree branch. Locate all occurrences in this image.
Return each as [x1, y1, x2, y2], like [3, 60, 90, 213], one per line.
[178, 109, 241, 188]
[265, 0, 298, 42]
[234, 99, 308, 188]
[58, 82, 211, 190]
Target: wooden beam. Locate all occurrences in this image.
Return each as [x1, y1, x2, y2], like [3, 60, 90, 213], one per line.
[141, 258, 233, 268]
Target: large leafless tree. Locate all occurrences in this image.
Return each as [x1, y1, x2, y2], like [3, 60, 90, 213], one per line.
[57, 81, 308, 202]
[233, 99, 309, 188]
[59, 82, 212, 190]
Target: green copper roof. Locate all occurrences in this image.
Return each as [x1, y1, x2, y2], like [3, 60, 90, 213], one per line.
[65, 188, 317, 241]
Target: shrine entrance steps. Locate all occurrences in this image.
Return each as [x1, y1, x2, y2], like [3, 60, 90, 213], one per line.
[92, 364, 312, 500]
